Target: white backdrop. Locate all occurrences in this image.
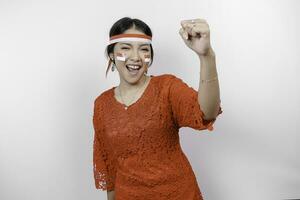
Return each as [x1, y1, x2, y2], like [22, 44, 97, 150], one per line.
[1, 0, 299, 200]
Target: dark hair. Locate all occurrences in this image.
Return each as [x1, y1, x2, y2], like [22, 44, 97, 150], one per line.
[104, 17, 154, 77]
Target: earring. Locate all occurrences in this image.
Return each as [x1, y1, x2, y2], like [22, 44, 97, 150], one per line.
[111, 64, 115, 72]
[111, 59, 115, 72]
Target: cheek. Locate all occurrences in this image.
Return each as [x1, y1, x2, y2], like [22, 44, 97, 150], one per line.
[115, 52, 127, 62]
[143, 54, 151, 64]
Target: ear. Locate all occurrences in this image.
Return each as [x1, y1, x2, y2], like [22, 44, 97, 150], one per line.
[109, 53, 114, 60]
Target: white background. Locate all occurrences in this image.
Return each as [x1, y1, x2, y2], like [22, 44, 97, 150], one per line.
[1, 0, 299, 200]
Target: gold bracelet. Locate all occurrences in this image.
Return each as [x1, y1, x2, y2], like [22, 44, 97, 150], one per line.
[201, 75, 218, 83]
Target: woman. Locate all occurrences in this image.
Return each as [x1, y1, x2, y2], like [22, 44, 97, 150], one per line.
[93, 17, 222, 200]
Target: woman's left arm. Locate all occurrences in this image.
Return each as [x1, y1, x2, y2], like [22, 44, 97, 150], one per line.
[179, 18, 221, 120]
[197, 48, 220, 120]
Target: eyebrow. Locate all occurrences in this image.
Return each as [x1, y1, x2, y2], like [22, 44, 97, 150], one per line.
[120, 43, 150, 47]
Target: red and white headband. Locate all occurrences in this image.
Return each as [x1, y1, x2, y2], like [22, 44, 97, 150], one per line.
[109, 33, 152, 45]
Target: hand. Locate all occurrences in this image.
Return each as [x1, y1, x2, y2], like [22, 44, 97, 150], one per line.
[179, 18, 212, 56]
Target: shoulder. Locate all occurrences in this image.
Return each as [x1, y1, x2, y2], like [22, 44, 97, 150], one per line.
[154, 74, 187, 91]
[93, 87, 113, 110]
[155, 73, 177, 80]
[153, 73, 181, 86]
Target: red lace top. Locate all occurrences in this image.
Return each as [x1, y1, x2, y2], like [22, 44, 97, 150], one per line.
[92, 74, 223, 200]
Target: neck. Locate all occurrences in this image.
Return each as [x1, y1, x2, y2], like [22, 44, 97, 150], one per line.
[119, 75, 148, 94]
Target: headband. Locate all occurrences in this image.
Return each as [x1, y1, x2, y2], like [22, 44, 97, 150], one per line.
[109, 33, 152, 45]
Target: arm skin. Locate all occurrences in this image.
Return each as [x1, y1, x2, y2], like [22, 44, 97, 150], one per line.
[197, 48, 221, 120]
[107, 190, 115, 200]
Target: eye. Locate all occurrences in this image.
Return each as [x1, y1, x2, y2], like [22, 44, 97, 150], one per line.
[142, 48, 149, 51]
[121, 47, 129, 50]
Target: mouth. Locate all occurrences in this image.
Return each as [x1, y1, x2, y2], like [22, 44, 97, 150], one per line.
[126, 64, 142, 75]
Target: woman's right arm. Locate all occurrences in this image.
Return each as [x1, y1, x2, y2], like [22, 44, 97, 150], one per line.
[107, 190, 115, 200]
[93, 100, 116, 198]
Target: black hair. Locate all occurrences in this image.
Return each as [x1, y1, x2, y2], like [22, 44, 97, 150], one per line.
[104, 17, 154, 77]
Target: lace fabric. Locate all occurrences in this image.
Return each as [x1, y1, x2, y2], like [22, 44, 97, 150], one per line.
[169, 74, 223, 131]
[92, 74, 223, 200]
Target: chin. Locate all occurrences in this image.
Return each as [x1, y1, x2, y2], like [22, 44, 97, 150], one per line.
[125, 71, 145, 83]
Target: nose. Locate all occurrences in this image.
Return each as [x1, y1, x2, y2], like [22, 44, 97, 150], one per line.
[128, 49, 141, 62]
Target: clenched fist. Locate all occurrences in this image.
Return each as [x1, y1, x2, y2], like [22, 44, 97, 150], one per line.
[179, 18, 213, 56]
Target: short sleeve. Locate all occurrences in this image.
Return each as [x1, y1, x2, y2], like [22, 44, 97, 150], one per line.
[168, 75, 223, 131]
[92, 99, 117, 191]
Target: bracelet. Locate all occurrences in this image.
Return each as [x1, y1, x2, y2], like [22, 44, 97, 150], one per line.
[201, 75, 218, 83]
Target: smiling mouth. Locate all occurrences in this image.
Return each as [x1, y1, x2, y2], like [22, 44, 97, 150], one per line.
[126, 65, 142, 74]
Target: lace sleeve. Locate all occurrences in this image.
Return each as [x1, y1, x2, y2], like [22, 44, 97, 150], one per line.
[168, 75, 222, 131]
[92, 99, 116, 191]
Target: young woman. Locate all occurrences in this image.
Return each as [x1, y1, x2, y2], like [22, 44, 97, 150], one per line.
[93, 17, 222, 200]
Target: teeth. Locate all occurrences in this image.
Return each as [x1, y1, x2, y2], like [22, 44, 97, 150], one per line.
[127, 65, 140, 69]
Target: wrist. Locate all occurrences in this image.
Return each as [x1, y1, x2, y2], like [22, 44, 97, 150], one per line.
[198, 48, 215, 60]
